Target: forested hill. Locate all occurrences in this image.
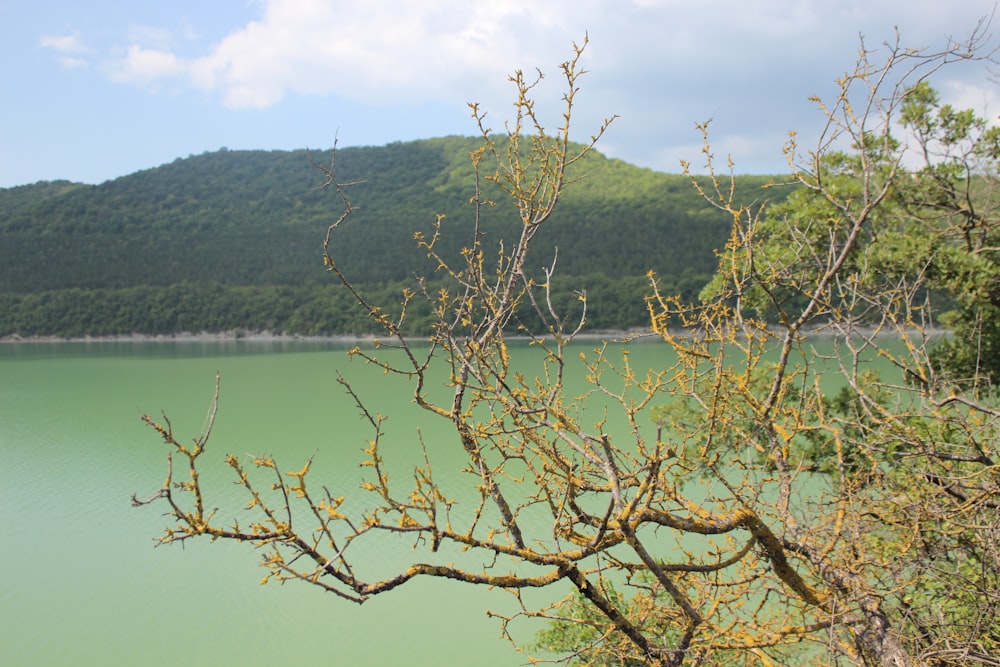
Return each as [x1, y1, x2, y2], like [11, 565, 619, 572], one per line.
[0, 137, 787, 337]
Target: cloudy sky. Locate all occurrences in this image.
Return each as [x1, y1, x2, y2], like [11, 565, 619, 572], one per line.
[1, 0, 997, 188]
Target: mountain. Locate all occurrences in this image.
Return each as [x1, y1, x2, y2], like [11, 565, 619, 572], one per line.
[0, 137, 787, 337]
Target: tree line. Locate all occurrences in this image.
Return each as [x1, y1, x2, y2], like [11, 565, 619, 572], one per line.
[0, 273, 688, 338]
[0, 137, 781, 337]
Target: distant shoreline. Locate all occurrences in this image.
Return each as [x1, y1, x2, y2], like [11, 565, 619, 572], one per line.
[0, 331, 384, 344]
[0, 329, 654, 344]
[0, 326, 947, 344]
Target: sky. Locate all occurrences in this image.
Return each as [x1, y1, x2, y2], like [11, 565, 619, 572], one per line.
[1, 0, 998, 188]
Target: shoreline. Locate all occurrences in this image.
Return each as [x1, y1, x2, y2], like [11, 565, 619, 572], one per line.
[0, 325, 948, 345]
[0, 331, 387, 344]
[0, 329, 653, 345]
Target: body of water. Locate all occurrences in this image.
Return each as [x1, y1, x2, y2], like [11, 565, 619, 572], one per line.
[1, 339, 583, 666]
[0, 335, 899, 666]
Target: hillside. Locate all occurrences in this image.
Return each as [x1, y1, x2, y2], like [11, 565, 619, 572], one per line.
[0, 137, 788, 337]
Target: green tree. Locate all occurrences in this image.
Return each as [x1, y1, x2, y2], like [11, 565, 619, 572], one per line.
[711, 74, 1000, 390]
[137, 30, 1000, 666]
[896, 81, 1000, 386]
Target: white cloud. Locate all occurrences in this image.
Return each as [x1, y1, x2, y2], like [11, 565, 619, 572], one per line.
[109, 45, 185, 83]
[183, 0, 570, 109]
[40, 33, 91, 69]
[125, 24, 178, 52]
[40, 33, 88, 54]
[58, 56, 90, 69]
[36, 0, 997, 174]
[70, 1, 997, 116]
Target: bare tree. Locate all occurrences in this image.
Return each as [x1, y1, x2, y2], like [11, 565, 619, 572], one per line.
[137, 28, 1000, 666]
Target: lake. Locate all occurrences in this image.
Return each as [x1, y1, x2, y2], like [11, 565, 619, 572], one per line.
[0, 334, 907, 666]
[2, 338, 677, 667]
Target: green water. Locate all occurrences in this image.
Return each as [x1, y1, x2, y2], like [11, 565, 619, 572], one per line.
[1, 339, 663, 667]
[0, 336, 902, 666]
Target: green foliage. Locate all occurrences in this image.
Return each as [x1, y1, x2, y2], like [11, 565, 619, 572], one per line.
[701, 81, 1000, 388]
[0, 139, 788, 337]
[534, 583, 681, 667]
[0, 283, 417, 338]
[892, 84, 1000, 385]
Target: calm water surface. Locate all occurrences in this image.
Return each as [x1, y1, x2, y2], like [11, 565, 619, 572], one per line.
[1, 336, 891, 666]
[2, 339, 675, 667]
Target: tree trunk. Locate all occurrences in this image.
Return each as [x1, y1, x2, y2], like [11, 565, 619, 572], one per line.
[855, 602, 919, 667]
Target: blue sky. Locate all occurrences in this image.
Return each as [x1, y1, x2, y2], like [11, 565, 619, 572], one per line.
[1, 0, 997, 188]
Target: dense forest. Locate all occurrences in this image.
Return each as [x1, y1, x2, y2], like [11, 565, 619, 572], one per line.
[0, 137, 786, 337]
